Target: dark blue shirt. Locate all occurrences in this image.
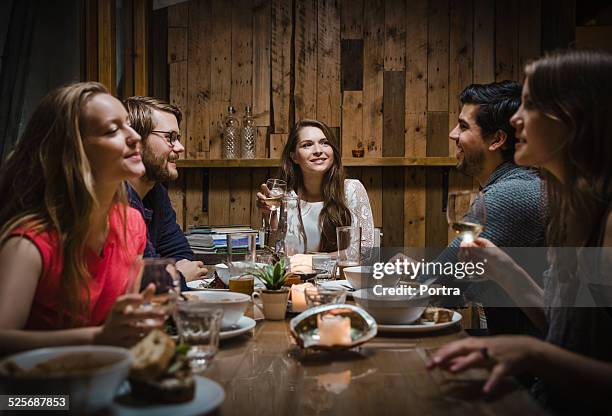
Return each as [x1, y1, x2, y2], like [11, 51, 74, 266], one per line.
[127, 182, 193, 290]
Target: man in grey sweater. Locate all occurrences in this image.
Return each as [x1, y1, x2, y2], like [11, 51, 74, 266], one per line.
[400, 81, 547, 335]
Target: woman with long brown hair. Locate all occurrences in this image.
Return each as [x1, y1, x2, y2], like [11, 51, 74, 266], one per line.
[0, 82, 163, 354]
[257, 119, 374, 253]
[428, 50, 612, 413]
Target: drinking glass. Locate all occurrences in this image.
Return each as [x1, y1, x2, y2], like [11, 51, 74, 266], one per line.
[133, 258, 181, 309]
[447, 190, 487, 243]
[336, 226, 361, 280]
[226, 232, 257, 263]
[305, 286, 347, 308]
[174, 302, 223, 373]
[313, 255, 337, 285]
[263, 179, 287, 237]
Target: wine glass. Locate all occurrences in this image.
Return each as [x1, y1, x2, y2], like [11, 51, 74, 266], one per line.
[447, 190, 486, 244]
[262, 178, 287, 240]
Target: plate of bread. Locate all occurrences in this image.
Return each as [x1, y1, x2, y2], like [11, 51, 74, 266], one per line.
[376, 308, 462, 333]
[111, 330, 225, 415]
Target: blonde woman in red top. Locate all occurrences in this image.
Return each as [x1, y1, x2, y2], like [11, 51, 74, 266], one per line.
[0, 82, 164, 354]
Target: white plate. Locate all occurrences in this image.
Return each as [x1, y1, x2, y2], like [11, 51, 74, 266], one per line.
[318, 279, 353, 291]
[220, 316, 256, 340]
[111, 375, 225, 416]
[187, 278, 265, 290]
[377, 311, 462, 333]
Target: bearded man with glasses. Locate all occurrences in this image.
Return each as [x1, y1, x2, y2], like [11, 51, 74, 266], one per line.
[123, 97, 208, 289]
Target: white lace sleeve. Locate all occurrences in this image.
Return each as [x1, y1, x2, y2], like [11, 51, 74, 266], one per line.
[345, 179, 375, 250]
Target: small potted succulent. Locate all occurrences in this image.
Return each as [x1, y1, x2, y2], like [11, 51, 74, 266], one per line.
[249, 258, 291, 320]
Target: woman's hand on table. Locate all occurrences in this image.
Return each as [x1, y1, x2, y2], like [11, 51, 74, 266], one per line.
[427, 335, 542, 393]
[176, 259, 208, 282]
[94, 283, 165, 347]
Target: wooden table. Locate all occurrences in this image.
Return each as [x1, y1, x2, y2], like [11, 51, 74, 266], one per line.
[203, 317, 545, 415]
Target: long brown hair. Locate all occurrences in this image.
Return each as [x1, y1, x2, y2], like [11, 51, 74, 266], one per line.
[0, 82, 129, 325]
[525, 50, 612, 248]
[280, 119, 352, 251]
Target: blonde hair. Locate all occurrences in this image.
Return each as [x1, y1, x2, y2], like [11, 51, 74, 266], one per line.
[0, 81, 129, 325]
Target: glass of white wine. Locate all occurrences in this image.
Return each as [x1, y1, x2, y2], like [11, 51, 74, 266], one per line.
[262, 178, 287, 232]
[447, 190, 486, 244]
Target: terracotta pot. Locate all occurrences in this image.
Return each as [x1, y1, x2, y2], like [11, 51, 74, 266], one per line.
[252, 288, 289, 320]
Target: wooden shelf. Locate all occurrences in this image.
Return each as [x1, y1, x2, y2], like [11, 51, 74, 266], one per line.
[176, 157, 457, 168]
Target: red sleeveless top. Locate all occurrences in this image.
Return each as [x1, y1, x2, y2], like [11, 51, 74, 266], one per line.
[13, 205, 146, 329]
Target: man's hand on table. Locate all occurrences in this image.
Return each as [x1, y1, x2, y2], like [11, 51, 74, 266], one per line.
[176, 259, 209, 282]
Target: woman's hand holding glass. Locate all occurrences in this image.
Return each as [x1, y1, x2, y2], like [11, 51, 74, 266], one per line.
[93, 283, 166, 347]
[256, 179, 287, 230]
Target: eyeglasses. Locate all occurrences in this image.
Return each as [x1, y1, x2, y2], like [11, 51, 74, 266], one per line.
[151, 130, 181, 147]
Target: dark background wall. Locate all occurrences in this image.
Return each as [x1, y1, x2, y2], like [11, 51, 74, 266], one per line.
[0, 0, 81, 159]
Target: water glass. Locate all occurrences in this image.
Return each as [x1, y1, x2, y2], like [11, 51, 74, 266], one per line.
[313, 255, 337, 285]
[226, 232, 257, 263]
[174, 302, 223, 373]
[133, 258, 181, 309]
[336, 226, 361, 279]
[304, 286, 347, 308]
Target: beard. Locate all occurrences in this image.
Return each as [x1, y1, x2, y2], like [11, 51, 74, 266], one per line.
[456, 147, 485, 178]
[142, 147, 178, 182]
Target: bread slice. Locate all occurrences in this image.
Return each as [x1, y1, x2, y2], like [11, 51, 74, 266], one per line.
[130, 329, 175, 381]
[422, 307, 453, 323]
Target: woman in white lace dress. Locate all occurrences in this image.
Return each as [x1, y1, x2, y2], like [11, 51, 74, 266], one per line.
[256, 119, 374, 253]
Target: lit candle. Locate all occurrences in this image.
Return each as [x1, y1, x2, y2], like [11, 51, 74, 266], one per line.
[317, 314, 352, 346]
[291, 282, 314, 312]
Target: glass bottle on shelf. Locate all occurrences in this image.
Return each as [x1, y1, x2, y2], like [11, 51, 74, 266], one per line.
[222, 105, 240, 159]
[241, 105, 256, 159]
[278, 196, 306, 256]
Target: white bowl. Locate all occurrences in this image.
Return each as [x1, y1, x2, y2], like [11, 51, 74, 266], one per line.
[214, 262, 267, 286]
[343, 266, 400, 290]
[0, 346, 131, 413]
[185, 290, 251, 328]
[352, 285, 429, 324]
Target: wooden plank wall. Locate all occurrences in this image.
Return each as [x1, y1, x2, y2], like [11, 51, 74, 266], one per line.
[165, 0, 542, 247]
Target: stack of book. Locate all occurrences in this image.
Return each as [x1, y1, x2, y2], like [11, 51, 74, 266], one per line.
[186, 225, 260, 255]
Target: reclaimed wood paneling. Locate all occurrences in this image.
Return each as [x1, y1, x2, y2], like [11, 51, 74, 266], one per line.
[449, 0, 473, 155]
[229, 168, 252, 225]
[256, 126, 269, 158]
[362, 167, 383, 228]
[133, 0, 148, 96]
[518, 0, 542, 79]
[98, 0, 116, 94]
[404, 167, 426, 247]
[163, 0, 544, 248]
[495, 0, 519, 81]
[405, 0, 428, 158]
[271, 0, 292, 133]
[209, 168, 231, 224]
[187, 0, 211, 159]
[362, 0, 383, 156]
[427, 111, 449, 157]
[210, 0, 232, 158]
[231, 0, 253, 116]
[473, 0, 494, 84]
[167, 174, 186, 230]
[427, 0, 449, 112]
[269, 133, 288, 158]
[382, 167, 404, 247]
[294, 0, 317, 122]
[253, 0, 271, 125]
[185, 169, 208, 226]
[382, 71, 405, 157]
[317, 0, 341, 127]
[341, 39, 363, 91]
[384, 0, 405, 71]
[341, 0, 362, 39]
[341, 91, 363, 157]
